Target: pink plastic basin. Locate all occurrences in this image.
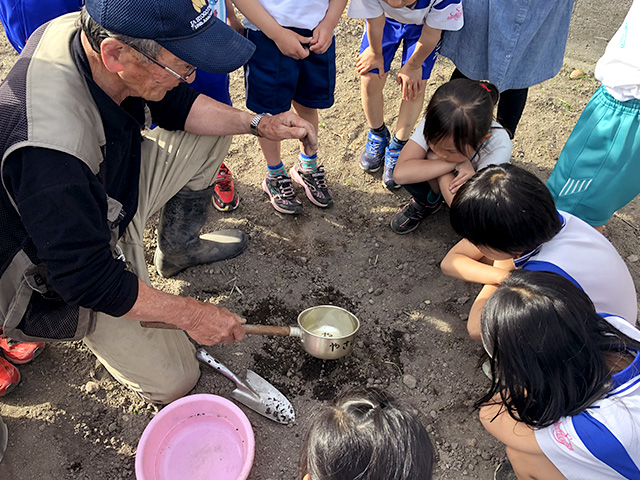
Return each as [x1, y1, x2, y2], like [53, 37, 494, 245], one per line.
[135, 394, 255, 480]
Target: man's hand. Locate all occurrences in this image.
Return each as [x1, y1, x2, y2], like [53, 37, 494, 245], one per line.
[272, 28, 312, 59]
[128, 280, 246, 346]
[257, 111, 318, 155]
[396, 62, 425, 101]
[185, 303, 246, 345]
[356, 46, 385, 76]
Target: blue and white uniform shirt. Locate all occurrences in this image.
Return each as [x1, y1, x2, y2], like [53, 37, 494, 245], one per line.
[348, 0, 463, 30]
[535, 315, 640, 480]
[513, 211, 638, 324]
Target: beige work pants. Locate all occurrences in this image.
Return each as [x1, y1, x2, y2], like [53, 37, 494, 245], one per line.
[83, 128, 232, 404]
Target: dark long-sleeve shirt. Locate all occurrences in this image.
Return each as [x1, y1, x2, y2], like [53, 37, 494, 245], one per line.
[2, 31, 199, 316]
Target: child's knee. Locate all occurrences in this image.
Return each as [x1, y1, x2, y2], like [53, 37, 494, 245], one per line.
[467, 320, 482, 341]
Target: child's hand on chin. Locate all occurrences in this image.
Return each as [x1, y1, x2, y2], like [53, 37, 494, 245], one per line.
[449, 161, 475, 193]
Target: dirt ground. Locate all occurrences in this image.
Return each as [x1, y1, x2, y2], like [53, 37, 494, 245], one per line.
[1, 9, 639, 480]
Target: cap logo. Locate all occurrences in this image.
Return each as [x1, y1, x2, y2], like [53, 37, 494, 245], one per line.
[190, 0, 213, 30]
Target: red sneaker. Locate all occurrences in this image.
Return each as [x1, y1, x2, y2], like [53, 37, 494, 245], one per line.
[0, 334, 44, 365]
[212, 163, 240, 212]
[0, 357, 20, 397]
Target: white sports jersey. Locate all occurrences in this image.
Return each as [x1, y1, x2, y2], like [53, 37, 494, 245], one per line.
[595, 0, 640, 101]
[514, 211, 638, 324]
[535, 316, 640, 480]
[410, 118, 512, 171]
[243, 0, 329, 31]
[348, 0, 463, 30]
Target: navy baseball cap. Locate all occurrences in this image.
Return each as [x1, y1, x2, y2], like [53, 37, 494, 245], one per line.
[85, 0, 255, 74]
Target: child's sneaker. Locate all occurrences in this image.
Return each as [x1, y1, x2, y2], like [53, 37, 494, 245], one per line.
[382, 141, 403, 190]
[359, 127, 390, 172]
[262, 174, 303, 214]
[212, 163, 240, 212]
[0, 333, 44, 365]
[290, 164, 333, 208]
[390, 197, 442, 234]
[0, 357, 20, 397]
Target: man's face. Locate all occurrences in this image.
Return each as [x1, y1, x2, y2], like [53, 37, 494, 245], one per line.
[122, 47, 196, 101]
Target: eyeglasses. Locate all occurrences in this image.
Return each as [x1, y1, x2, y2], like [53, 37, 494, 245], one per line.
[128, 44, 196, 83]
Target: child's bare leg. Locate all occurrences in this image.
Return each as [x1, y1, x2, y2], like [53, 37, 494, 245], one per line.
[480, 404, 566, 480]
[292, 101, 318, 156]
[594, 224, 605, 234]
[395, 88, 426, 141]
[258, 137, 282, 168]
[468, 284, 497, 340]
[506, 447, 566, 480]
[361, 73, 387, 128]
[437, 174, 456, 206]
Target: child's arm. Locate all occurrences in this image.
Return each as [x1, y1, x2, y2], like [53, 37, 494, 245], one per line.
[441, 239, 513, 285]
[310, 0, 348, 54]
[231, 0, 312, 59]
[480, 401, 566, 478]
[396, 24, 441, 101]
[356, 14, 386, 76]
[225, 0, 244, 34]
[393, 140, 474, 185]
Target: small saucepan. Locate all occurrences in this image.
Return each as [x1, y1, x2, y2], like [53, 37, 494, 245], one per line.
[243, 305, 360, 360]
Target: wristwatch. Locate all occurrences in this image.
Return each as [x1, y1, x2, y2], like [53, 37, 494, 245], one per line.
[250, 113, 272, 137]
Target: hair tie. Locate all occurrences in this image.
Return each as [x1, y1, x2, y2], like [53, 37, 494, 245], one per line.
[479, 83, 491, 93]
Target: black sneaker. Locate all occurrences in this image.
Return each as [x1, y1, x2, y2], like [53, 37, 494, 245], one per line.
[290, 163, 333, 208]
[262, 174, 303, 214]
[390, 198, 442, 234]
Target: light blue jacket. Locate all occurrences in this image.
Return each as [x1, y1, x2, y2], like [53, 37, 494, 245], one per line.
[440, 0, 575, 91]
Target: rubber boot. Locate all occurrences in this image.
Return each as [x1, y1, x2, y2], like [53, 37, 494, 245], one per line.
[154, 186, 248, 278]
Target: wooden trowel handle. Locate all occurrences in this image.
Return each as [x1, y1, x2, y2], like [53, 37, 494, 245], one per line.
[243, 324, 291, 337]
[140, 322, 293, 337]
[140, 321, 180, 330]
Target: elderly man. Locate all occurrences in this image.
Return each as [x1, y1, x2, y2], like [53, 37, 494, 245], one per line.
[0, 0, 317, 403]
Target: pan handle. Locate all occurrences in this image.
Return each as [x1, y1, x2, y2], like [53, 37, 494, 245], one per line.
[243, 324, 292, 337]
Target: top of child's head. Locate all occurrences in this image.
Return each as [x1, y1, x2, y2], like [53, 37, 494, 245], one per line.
[424, 79, 500, 159]
[299, 386, 435, 480]
[449, 164, 562, 258]
[478, 269, 640, 428]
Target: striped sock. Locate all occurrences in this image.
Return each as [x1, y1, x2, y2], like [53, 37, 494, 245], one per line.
[298, 153, 318, 172]
[267, 162, 287, 178]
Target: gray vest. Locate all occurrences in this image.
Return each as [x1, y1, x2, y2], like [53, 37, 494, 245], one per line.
[0, 14, 122, 341]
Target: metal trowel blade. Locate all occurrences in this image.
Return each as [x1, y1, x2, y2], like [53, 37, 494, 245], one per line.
[231, 370, 296, 425]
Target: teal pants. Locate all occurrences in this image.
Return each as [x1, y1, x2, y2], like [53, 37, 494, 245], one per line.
[547, 86, 640, 227]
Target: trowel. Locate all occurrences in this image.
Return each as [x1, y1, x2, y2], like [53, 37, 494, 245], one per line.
[195, 348, 295, 424]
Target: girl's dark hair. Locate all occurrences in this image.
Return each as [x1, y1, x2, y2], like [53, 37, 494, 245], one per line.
[478, 270, 640, 428]
[423, 79, 500, 155]
[299, 387, 435, 480]
[449, 164, 562, 256]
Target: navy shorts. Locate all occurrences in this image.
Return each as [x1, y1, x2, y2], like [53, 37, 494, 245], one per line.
[244, 27, 336, 114]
